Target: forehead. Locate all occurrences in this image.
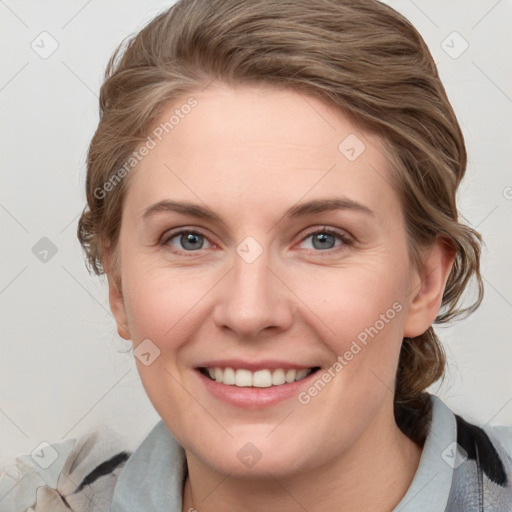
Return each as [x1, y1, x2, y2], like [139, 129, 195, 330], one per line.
[123, 83, 400, 224]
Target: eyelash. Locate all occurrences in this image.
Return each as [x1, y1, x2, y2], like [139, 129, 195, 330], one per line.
[159, 226, 353, 256]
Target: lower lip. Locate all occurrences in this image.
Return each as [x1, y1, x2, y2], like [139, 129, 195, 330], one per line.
[195, 369, 319, 409]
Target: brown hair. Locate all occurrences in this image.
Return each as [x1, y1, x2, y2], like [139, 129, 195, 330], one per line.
[77, 0, 483, 444]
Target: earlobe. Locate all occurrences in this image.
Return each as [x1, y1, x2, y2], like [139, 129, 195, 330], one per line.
[107, 274, 131, 340]
[403, 238, 456, 338]
[103, 242, 131, 341]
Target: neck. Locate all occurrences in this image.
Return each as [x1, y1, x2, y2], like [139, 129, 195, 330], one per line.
[182, 407, 422, 512]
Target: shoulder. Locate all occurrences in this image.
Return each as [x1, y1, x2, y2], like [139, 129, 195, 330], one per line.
[0, 426, 131, 512]
[441, 400, 512, 511]
[489, 424, 512, 465]
[454, 413, 512, 484]
[394, 395, 512, 512]
[110, 419, 187, 512]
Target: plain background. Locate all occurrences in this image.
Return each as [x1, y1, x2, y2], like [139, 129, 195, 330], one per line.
[1, 0, 511, 465]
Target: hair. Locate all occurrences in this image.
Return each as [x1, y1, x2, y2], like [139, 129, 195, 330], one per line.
[77, 0, 483, 445]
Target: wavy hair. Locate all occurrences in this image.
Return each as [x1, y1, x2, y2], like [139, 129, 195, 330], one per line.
[77, 0, 483, 445]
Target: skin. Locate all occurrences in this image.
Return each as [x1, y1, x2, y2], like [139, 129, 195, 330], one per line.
[105, 83, 454, 511]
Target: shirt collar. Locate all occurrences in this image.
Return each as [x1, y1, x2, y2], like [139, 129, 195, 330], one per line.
[392, 395, 456, 511]
[110, 419, 187, 512]
[111, 394, 456, 512]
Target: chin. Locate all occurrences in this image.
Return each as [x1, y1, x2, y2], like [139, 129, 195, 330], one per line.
[188, 433, 318, 479]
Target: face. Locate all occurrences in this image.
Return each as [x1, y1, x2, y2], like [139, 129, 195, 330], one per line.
[108, 83, 437, 478]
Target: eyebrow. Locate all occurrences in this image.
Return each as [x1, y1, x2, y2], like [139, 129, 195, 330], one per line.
[141, 197, 374, 222]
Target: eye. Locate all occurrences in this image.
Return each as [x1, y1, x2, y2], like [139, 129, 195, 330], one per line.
[161, 229, 214, 253]
[160, 226, 352, 255]
[298, 227, 352, 251]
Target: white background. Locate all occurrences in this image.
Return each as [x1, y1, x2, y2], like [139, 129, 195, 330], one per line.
[1, 0, 511, 465]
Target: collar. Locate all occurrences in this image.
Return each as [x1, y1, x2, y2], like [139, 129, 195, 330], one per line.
[392, 395, 456, 511]
[110, 395, 457, 512]
[110, 419, 187, 512]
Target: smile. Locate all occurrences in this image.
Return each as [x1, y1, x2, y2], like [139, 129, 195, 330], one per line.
[199, 367, 320, 387]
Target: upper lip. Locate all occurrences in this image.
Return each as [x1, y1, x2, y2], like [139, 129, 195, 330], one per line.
[196, 359, 320, 372]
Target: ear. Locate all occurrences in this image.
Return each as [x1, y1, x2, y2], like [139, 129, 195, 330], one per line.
[403, 238, 456, 338]
[103, 242, 131, 341]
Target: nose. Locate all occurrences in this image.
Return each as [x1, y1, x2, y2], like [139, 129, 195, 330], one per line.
[212, 245, 294, 339]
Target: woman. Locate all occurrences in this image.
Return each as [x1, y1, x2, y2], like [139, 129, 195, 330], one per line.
[76, 0, 512, 510]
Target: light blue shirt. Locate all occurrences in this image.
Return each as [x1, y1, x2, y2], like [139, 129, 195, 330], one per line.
[109, 395, 512, 511]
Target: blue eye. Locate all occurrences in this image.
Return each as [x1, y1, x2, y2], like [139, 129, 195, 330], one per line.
[163, 230, 212, 252]
[299, 228, 349, 251]
[160, 227, 351, 256]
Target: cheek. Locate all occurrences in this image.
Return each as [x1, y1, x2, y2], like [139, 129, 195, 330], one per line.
[121, 259, 215, 347]
[120, 267, 204, 426]
[298, 262, 407, 335]
[294, 262, 409, 382]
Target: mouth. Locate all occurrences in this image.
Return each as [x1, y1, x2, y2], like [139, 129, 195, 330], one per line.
[198, 366, 322, 388]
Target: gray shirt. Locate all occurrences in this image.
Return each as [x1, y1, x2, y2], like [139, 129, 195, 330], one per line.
[109, 395, 512, 511]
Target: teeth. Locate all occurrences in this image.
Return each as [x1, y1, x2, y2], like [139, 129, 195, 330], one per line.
[223, 367, 236, 385]
[295, 369, 309, 381]
[272, 368, 286, 385]
[285, 369, 296, 383]
[253, 369, 272, 388]
[203, 367, 313, 387]
[235, 369, 252, 387]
